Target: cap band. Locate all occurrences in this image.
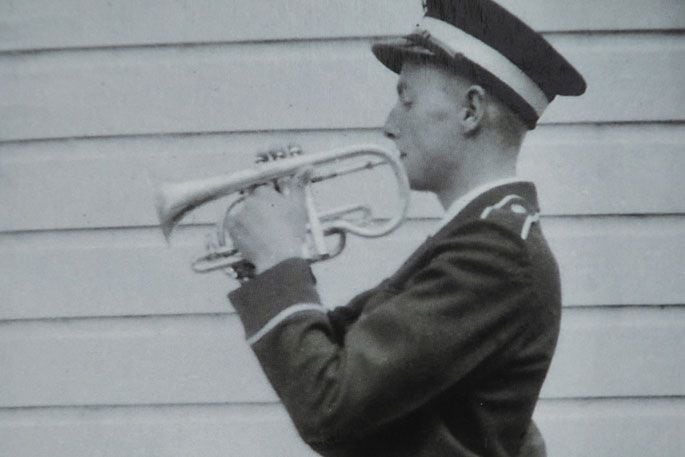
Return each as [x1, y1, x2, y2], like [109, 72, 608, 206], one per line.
[414, 17, 549, 117]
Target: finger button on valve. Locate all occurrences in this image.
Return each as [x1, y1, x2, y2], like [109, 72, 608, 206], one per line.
[287, 144, 303, 157]
[255, 144, 303, 163]
[255, 151, 270, 164]
[271, 147, 287, 160]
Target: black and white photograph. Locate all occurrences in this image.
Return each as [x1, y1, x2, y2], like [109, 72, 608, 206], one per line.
[1, 1, 683, 456]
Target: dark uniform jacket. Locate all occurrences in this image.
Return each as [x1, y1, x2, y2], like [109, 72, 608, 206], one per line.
[229, 181, 561, 457]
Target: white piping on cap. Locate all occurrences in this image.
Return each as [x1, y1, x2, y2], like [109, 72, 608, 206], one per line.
[415, 17, 549, 117]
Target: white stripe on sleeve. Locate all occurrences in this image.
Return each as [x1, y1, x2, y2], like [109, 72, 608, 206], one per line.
[247, 303, 327, 346]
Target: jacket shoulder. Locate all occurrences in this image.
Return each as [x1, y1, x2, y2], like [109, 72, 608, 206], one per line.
[477, 194, 540, 241]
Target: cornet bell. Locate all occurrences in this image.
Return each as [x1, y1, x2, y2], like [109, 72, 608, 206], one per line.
[155, 183, 179, 241]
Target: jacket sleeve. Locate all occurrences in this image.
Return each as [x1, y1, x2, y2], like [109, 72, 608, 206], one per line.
[228, 220, 535, 447]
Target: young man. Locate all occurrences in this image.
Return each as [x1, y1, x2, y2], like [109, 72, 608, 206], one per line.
[226, 1, 585, 455]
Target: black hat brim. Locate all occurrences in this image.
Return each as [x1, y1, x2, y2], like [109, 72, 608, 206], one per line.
[371, 38, 437, 74]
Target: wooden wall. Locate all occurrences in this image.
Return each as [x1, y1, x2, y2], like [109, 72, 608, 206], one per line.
[1, 1, 683, 455]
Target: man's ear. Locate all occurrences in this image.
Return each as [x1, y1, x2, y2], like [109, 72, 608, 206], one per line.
[460, 85, 486, 135]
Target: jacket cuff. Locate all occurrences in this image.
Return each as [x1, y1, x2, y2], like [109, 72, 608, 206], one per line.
[228, 258, 321, 339]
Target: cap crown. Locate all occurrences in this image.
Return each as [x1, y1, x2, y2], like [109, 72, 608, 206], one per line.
[372, 0, 587, 129]
[424, 0, 586, 98]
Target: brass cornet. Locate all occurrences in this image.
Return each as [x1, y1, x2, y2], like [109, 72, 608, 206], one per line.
[154, 144, 410, 277]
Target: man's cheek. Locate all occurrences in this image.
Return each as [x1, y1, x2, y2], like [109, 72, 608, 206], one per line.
[427, 107, 451, 123]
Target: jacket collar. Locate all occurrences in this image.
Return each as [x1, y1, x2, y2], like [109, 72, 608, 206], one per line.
[432, 180, 540, 238]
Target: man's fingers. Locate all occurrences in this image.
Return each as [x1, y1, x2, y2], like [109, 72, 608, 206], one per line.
[251, 183, 278, 198]
[290, 167, 314, 194]
[276, 167, 312, 196]
[251, 144, 309, 195]
[275, 176, 291, 194]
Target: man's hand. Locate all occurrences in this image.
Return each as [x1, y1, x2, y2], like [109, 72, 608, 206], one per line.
[225, 168, 312, 274]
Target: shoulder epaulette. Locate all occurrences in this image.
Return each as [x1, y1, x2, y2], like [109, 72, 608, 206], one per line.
[480, 194, 540, 240]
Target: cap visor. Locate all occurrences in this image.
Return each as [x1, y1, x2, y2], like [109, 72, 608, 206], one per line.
[372, 38, 435, 74]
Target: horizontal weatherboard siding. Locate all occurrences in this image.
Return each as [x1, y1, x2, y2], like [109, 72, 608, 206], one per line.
[0, 307, 682, 408]
[1, 217, 684, 320]
[1, 0, 683, 52]
[1, 2, 682, 456]
[0, 399, 682, 457]
[1, 34, 683, 142]
[2, 124, 683, 233]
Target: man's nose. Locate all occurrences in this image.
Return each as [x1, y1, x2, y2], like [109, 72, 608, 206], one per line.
[383, 106, 400, 140]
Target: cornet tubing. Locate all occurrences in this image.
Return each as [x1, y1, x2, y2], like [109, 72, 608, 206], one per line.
[158, 144, 410, 239]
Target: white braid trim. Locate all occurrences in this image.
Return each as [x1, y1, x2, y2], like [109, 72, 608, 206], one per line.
[247, 303, 326, 346]
[520, 213, 540, 240]
[480, 194, 523, 219]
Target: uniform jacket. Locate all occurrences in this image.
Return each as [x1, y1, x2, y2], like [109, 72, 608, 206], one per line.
[229, 181, 561, 457]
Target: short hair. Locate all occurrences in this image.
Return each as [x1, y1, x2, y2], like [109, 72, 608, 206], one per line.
[410, 53, 528, 145]
[484, 92, 527, 150]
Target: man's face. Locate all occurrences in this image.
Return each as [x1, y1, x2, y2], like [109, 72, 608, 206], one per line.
[383, 59, 466, 192]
